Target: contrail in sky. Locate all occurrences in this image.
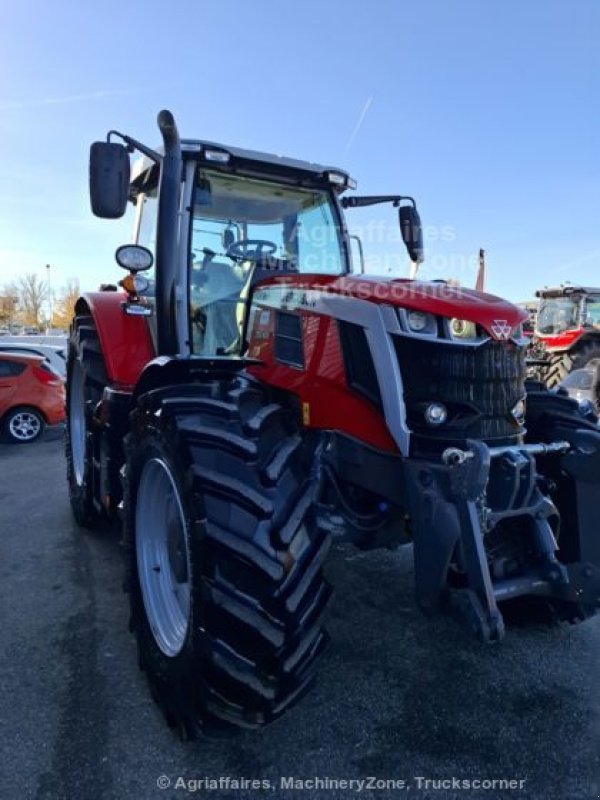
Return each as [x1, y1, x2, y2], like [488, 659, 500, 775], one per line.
[0, 86, 164, 111]
[344, 96, 373, 154]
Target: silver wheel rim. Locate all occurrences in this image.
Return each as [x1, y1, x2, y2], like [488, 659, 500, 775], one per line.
[69, 359, 86, 485]
[9, 411, 41, 441]
[136, 458, 191, 657]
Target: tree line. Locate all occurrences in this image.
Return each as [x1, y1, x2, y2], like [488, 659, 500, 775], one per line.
[0, 273, 80, 331]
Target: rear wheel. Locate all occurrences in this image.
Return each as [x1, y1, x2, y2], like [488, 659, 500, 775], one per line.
[3, 406, 45, 443]
[123, 377, 332, 737]
[544, 340, 600, 388]
[66, 314, 108, 527]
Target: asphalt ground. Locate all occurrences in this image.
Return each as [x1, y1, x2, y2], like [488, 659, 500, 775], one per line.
[0, 429, 598, 800]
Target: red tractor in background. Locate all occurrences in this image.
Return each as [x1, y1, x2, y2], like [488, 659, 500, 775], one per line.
[531, 285, 600, 387]
[66, 111, 600, 739]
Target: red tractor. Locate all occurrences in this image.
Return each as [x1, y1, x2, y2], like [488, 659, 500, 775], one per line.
[66, 111, 600, 738]
[532, 285, 600, 387]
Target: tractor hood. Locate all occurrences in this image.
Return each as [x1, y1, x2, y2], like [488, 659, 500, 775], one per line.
[255, 274, 527, 341]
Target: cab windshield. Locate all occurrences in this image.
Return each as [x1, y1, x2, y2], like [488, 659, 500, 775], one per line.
[189, 170, 346, 355]
[536, 297, 581, 335]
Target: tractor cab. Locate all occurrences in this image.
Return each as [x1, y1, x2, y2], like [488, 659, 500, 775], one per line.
[535, 286, 600, 336]
[96, 126, 357, 360]
[90, 114, 423, 362]
[187, 167, 348, 355]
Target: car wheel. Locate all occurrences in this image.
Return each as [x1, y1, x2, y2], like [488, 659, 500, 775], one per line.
[4, 406, 45, 443]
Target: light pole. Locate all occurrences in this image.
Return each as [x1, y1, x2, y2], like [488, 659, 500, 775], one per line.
[46, 264, 54, 333]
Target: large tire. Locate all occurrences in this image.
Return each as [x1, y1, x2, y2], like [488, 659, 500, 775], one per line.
[544, 339, 600, 388]
[123, 377, 332, 737]
[66, 314, 108, 527]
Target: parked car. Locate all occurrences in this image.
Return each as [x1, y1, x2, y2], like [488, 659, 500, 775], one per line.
[0, 342, 67, 379]
[0, 353, 65, 443]
[558, 363, 600, 412]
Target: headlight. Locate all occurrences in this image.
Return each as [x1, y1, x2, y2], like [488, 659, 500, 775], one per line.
[133, 275, 150, 293]
[511, 399, 526, 425]
[406, 310, 437, 335]
[448, 318, 478, 340]
[424, 402, 448, 426]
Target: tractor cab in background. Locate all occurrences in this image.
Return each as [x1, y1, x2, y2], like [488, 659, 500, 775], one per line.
[532, 285, 600, 386]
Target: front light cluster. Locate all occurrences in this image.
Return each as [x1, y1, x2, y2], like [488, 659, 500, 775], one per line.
[398, 308, 487, 342]
[447, 318, 478, 340]
[405, 310, 437, 335]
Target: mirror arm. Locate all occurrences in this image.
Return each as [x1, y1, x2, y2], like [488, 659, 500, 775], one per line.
[341, 194, 416, 209]
[107, 130, 162, 164]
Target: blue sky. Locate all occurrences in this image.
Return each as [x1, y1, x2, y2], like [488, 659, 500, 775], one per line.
[0, 0, 598, 302]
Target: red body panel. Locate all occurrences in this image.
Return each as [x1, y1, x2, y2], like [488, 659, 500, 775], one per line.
[0, 354, 65, 425]
[248, 275, 528, 452]
[247, 274, 527, 452]
[537, 328, 586, 352]
[251, 274, 527, 339]
[78, 292, 156, 389]
[248, 308, 397, 452]
[79, 276, 525, 452]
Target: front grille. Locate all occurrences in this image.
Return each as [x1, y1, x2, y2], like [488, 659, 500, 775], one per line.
[393, 336, 527, 449]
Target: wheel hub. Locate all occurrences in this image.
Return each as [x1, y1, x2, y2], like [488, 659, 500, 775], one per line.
[135, 458, 192, 657]
[166, 500, 189, 584]
[69, 358, 86, 484]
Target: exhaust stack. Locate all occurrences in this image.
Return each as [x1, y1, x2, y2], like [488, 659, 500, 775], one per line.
[155, 110, 182, 355]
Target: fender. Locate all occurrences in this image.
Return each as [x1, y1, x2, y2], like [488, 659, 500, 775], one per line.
[75, 292, 156, 389]
[538, 328, 596, 352]
[132, 355, 254, 399]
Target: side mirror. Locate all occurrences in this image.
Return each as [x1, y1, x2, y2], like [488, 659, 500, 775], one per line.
[399, 204, 424, 264]
[89, 142, 130, 218]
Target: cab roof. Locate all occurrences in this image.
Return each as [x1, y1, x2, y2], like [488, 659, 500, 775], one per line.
[130, 139, 355, 192]
[535, 285, 600, 298]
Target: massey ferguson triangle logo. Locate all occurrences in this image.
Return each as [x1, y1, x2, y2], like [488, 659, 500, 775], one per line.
[490, 320, 512, 340]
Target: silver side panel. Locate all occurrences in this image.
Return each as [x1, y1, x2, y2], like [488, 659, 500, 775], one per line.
[252, 286, 411, 455]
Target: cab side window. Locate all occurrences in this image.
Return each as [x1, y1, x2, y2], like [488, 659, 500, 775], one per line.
[134, 171, 159, 292]
[586, 296, 600, 328]
[137, 190, 158, 255]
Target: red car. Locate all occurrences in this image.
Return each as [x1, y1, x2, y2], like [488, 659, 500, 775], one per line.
[0, 353, 65, 443]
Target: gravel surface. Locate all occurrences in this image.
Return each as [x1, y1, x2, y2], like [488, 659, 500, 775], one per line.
[0, 430, 598, 800]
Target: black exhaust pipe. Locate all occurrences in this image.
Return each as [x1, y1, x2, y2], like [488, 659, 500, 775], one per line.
[155, 109, 182, 355]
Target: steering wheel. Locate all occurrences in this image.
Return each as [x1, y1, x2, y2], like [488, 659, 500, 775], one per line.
[226, 239, 277, 263]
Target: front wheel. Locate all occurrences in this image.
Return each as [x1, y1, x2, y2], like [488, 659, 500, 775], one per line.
[3, 406, 45, 443]
[65, 314, 108, 527]
[123, 377, 332, 737]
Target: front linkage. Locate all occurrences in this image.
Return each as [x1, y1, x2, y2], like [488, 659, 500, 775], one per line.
[404, 393, 600, 642]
